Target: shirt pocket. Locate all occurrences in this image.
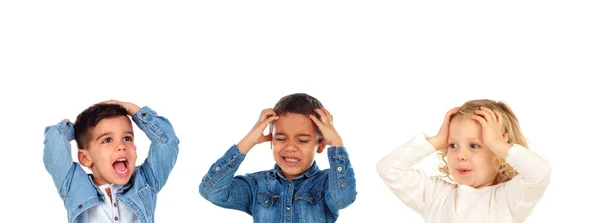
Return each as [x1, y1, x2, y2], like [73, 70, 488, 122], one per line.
[294, 190, 326, 223]
[255, 190, 281, 222]
[138, 185, 157, 218]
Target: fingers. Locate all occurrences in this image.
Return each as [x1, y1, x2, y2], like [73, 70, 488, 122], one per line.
[493, 109, 503, 125]
[100, 99, 119, 104]
[309, 114, 324, 129]
[314, 108, 333, 124]
[475, 106, 498, 123]
[321, 108, 333, 123]
[443, 107, 461, 124]
[471, 114, 487, 125]
[259, 114, 279, 128]
[258, 108, 277, 122]
[258, 133, 273, 143]
[439, 107, 460, 135]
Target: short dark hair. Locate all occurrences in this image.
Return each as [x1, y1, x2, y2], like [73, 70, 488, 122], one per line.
[74, 103, 129, 149]
[271, 93, 324, 135]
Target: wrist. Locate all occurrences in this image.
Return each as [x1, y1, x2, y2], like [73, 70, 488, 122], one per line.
[237, 138, 255, 154]
[487, 140, 511, 158]
[128, 105, 141, 116]
[426, 136, 445, 150]
[330, 138, 343, 147]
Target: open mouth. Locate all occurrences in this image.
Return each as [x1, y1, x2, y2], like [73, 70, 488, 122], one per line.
[112, 158, 129, 177]
[282, 156, 300, 166]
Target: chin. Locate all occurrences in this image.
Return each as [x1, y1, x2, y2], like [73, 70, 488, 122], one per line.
[112, 177, 132, 185]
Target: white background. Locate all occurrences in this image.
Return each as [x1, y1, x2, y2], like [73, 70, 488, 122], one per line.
[1, 1, 599, 222]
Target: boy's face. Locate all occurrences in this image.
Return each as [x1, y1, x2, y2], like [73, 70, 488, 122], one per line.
[271, 113, 325, 180]
[78, 116, 137, 186]
[446, 118, 498, 188]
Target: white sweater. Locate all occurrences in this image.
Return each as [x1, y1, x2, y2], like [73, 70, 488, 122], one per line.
[376, 133, 552, 223]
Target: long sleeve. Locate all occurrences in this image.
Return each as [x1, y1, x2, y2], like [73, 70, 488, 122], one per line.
[502, 144, 552, 222]
[43, 119, 78, 198]
[199, 145, 255, 214]
[324, 146, 357, 213]
[376, 133, 452, 214]
[135, 106, 180, 192]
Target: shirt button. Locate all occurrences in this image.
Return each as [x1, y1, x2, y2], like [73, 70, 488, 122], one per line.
[288, 184, 292, 187]
[337, 166, 343, 171]
[286, 206, 291, 211]
[78, 204, 83, 209]
[141, 113, 147, 117]
[215, 166, 220, 171]
[114, 216, 119, 221]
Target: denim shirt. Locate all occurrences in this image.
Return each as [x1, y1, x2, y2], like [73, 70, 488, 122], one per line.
[43, 106, 180, 223]
[199, 145, 357, 223]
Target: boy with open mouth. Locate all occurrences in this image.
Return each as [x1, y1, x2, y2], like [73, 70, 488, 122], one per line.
[43, 100, 180, 223]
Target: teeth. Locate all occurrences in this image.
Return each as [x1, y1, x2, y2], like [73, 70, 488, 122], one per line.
[117, 158, 127, 162]
[284, 157, 299, 162]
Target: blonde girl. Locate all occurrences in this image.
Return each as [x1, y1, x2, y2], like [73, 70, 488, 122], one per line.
[377, 99, 552, 223]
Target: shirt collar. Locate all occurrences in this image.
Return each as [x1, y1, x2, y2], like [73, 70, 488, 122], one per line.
[270, 161, 320, 180]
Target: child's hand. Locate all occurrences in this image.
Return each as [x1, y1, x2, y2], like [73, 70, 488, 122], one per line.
[309, 108, 343, 147]
[237, 108, 279, 154]
[427, 107, 460, 150]
[101, 100, 141, 116]
[472, 106, 511, 158]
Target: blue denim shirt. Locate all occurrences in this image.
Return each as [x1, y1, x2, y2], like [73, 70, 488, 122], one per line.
[199, 145, 357, 223]
[43, 106, 179, 223]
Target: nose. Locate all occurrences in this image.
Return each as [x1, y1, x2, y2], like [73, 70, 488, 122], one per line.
[457, 148, 468, 161]
[283, 141, 299, 152]
[115, 143, 127, 152]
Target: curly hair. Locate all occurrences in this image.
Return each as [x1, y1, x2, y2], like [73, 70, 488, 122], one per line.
[436, 99, 528, 185]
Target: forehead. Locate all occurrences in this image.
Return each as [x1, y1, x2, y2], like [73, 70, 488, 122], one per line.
[448, 118, 481, 138]
[272, 113, 317, 135]
[90, 116, 133, 137]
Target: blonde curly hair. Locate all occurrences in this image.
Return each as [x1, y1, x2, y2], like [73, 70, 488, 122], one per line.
[437, 99, 529, 185]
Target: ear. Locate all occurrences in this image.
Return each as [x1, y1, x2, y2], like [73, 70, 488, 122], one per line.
[77, 149, 93, 167]
[316, 139, 326, 154]
[502, 132, 509, 143]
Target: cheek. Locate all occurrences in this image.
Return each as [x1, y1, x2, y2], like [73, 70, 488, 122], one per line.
[445, 153, 456, 166]
[472, 154, 496, 172]
[271, 143, 283, 153]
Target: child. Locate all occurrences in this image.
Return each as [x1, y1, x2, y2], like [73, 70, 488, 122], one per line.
[199, 93, 357, 223]
[376, 99, 551, 223]
[43, 100, 179, 223]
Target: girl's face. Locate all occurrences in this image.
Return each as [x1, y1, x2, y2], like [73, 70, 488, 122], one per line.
[446, 118, 498, 188]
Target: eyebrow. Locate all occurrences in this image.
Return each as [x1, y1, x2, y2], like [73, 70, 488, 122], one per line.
[95, 131, 134, 141]
[274, 133, 313, 137]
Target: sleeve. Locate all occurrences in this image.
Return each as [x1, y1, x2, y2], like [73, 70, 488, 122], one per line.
[43, 119, 79, 198]
[376, 133, 453, 214]
[324, 146, 357, 212]
[502, 144, 552, 222]
[198, 145, 255, 214]
[134, 106, 180, 192]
